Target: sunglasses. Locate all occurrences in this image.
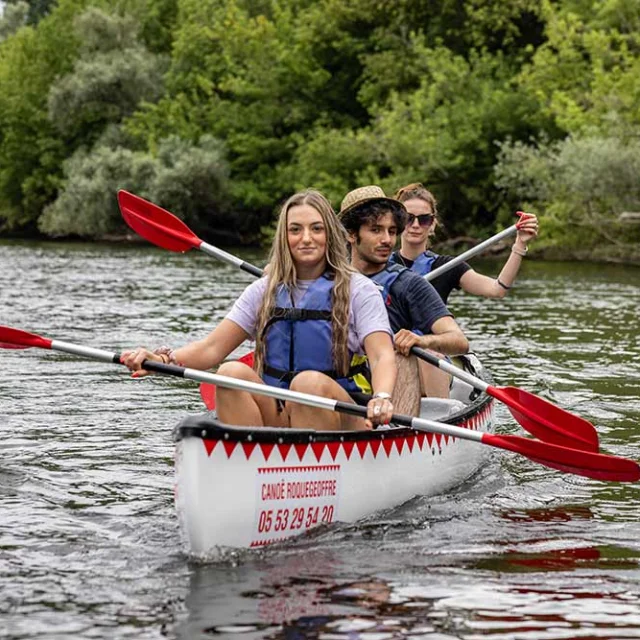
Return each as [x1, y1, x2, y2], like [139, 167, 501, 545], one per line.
[407, 213, 435, 227]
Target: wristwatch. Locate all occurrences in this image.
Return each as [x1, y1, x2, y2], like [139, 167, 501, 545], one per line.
[373, 392, 392, 400]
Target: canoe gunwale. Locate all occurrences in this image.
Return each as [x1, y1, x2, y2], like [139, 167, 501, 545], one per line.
[173, 354, 493, 445]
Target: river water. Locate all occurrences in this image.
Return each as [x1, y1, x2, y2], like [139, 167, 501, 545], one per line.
[1, 240, 639, 639]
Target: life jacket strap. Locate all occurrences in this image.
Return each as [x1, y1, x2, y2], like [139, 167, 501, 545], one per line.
[261, 307, 333, 339]
[263, 359, 370, 385]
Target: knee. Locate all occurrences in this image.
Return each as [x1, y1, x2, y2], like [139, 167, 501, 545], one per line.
[216, 361, 255, 392]
[290, 370, 334, 396]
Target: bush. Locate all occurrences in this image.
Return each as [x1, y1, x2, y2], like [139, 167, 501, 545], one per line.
[495, 133, 640, 257]
[39, 134, 232, 239]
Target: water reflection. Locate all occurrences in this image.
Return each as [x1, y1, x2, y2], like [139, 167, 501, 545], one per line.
[500, 505, 595, 523]
[180, 545, 640, 639]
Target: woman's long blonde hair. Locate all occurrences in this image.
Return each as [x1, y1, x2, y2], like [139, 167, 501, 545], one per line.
[254, 190, 355, 378]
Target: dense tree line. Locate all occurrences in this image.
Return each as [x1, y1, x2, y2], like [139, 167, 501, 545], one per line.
[0, 0, 639, 257]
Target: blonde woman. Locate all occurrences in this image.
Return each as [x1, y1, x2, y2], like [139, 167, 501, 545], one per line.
[390, 183, 539, 304]
[121, 190, 397, 430]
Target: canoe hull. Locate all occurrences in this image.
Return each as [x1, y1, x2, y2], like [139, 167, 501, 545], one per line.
[173, 355, 495, 556]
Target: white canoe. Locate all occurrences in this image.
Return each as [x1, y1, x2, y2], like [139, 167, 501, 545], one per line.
[173, 354, 495, 557]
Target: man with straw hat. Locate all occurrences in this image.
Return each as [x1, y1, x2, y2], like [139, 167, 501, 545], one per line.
[339, 186, 469, 411]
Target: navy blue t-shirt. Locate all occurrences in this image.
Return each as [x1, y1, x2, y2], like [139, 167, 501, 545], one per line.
[389, 251, 471, 304]
[370, 268, 452, 334]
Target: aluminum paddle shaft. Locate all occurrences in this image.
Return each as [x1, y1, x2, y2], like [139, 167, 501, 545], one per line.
[117, 190, 262, 277]
[423, 224, 518, 282]
[411, 347, 599, 453]
[1, 326, 638, 483]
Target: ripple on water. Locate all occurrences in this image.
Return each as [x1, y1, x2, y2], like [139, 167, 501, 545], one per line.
[1, 245, 639, 638]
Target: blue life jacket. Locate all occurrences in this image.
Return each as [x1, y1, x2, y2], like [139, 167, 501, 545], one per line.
[390, 250, 437, 276]
[369, 263, 424, 336]
[368, 263, 407, 307]
[261, 274, 369, 391]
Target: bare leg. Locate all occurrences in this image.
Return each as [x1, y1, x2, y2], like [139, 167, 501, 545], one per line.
[392, 354, 421, 416]
[288, 371, 367, 431]
[216, 361, 289, 427]
[418, 356, 450, 399]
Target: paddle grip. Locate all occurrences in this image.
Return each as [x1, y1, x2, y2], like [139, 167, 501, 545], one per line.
[334, 401, 414, 428]
[242, 262, 264, 277]
[112, 352, 187, 377]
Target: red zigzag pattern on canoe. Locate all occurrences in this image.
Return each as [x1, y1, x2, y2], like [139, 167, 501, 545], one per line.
[202, 403, 493, 460]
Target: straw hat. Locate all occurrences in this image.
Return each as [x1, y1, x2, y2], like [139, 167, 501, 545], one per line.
[339, 185, 406, 218]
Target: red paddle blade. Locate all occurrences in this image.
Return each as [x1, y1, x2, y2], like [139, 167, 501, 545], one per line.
[0, 326, 52, 350]
[484, 433, 640, 483]
[490, 386, 599, 453]
[199, 351, 256, 410]
[117, 190, 201, 253]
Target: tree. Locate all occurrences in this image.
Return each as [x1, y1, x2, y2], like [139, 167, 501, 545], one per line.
[3, 0, 57, 25]
[48, 7, 167, 147]
[495, 134, 640, 259]
[0, 0, 87, 232]
[40, 133, 231, 239]
[0, 1, 29, 40]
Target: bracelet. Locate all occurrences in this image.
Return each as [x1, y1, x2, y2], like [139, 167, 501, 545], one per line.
[154, 345, 178, 365]
[497, 279, 512, 291]
[373, 391, 392, 400]
[511, 245, 528, 257]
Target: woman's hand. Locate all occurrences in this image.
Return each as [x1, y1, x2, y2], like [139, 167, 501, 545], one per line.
[365, 395, 394, 430]
[120, 348, 160, 378]
[515, 212, 539, 245]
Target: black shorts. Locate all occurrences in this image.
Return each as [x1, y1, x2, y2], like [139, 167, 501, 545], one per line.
[349, 391, 372, 406]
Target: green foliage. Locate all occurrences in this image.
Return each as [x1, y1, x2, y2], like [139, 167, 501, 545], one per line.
[40, 133, 231, 238]
[286, 127, 382, 208]
[495, 133, 640, 256]
[517, 1, 640, 137]
[39, 144, 155, 237]
[151, 135, 234, 238]
[0, 0, 88, 230]
[361, 46, 537, 234]
[134, 0, 178, 54]
[4, 0, 57, 25]
[1, 0, 639, 260]
[48, 8, 167, 143]
[127, 0, 335, 215]
[0, 2, 29, 40]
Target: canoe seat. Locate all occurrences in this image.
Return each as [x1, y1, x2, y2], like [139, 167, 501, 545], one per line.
[419, 397, 466, 421]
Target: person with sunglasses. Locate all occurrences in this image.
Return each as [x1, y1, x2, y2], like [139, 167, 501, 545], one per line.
[390, 183, 539, 304]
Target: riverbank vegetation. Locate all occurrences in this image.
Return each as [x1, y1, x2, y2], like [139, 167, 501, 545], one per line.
[1, 0, 639, 260]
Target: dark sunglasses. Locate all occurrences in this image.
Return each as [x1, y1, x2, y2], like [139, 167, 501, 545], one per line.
[407, 213, 435, 227]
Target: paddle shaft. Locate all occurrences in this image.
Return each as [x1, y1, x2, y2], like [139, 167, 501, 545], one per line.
[2, 326, 638, 482]
[199, 241, 263, 277]
[424, 224, 518, 282]
[411, 346, 487, 391]
[206, 224, 518, 282]
[46, 338, 475, 441]
[211, 226, 519, 284]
